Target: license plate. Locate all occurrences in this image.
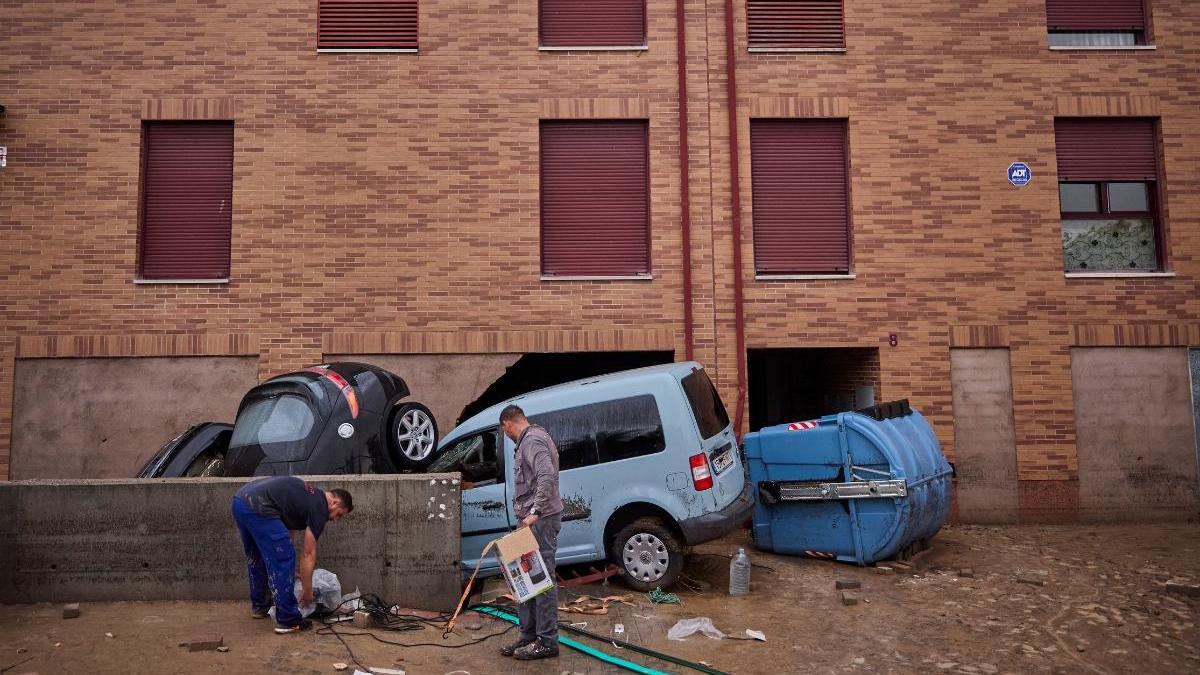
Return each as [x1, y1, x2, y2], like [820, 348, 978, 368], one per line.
[712, 448, 734, 475]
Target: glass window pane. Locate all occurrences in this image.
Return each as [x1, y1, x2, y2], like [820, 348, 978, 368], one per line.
[531, 406, 599, 472]
[1062, 218, 1157, 271]
[228, 395, 315, 461]
[681, 368, 731, 439]
[1107, 182, 1149, 212]
[1060, 183, 1099, 212]
[1048, 31, 1137, 47]
[594, 395, 666, 463]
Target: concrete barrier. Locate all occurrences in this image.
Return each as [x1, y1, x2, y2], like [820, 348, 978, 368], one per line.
[0, 474, 462, 610]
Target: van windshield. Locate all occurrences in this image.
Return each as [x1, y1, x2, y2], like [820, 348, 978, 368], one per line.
[681, 369, 730, 439]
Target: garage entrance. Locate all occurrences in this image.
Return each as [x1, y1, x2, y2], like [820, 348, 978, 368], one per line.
[1072, 347, 1199, 521]
[747, 347, 880, 432]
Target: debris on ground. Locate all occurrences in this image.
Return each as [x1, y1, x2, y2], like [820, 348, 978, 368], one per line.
[1164, 581, 1200, 597]
[104, 632, 114, 638]
[184, 635, 223, 652]
[836, 579, 862, 590]
[959, 568, 975, 578]
[1015, 571, 1048, 587]
[62, 603, 80, 619]
[875, 565, 895, 575]
[366, 667, 406, 675]
[333, 664, 348, 672]
[353, 609, 373, 628]
[667, 617, 726, 641]
[647, 587, 680, 604]
[458, 613, 484, 631]
[841, 591, 861, 606]
[216, 646, 230, 653]
[557, 594, 632, 615]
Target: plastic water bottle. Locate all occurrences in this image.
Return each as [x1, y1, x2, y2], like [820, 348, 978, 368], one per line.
[729, 547, 751, 596]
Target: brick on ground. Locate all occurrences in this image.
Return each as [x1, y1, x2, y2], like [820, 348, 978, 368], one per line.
[186, 635, 224, 652]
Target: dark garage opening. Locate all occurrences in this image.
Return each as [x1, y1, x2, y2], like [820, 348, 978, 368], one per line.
[748, 347, 881, 432]
[457, 351, 674, 425]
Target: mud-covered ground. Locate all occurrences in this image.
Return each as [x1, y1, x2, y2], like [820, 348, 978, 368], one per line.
[2, 523, 1198, 674]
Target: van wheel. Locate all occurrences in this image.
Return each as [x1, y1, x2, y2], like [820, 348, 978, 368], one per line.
[387, 402, 439, 471]
[610, 517, 684, 592]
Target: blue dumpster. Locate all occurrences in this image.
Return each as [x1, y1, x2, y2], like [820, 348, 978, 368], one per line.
[744, 400, 953, 565]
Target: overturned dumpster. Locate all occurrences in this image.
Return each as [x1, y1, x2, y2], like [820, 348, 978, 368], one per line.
[745, 400, 953, 565]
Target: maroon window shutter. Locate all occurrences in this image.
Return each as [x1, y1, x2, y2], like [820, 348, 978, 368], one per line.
[1054, 118, 1158, 181]
[1045, 0, 1145, 31]
[139, 122, 234, 280]
[318, 0, 418, 50]
[540, 0, 646, 47]
[540, 121, 650, 276]
[747, 0, 845, 49]
[750, 119, 850, 274]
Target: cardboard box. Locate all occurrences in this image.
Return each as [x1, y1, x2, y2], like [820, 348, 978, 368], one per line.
[494, 527, 554, 604]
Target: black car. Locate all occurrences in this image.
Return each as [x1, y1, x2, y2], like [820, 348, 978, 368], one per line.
[137, 362, 439, 477]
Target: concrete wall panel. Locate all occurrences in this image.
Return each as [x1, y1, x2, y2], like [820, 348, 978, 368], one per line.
[1072, 348, 1199, 522]
[0, 475, 462, 609]
[11, 357, 258, 479]
[327, 354, 520, 435]
[950, 349, 1019, 523]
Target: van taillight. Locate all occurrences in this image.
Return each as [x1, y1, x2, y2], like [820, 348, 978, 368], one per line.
[689, 453, 713, 491]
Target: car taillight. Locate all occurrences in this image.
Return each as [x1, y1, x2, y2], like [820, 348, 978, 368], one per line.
[689, 452, 713, 491]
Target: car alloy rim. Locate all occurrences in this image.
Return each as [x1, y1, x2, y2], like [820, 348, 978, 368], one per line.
[397, 409, 436, 461]
[622, 532, 669, 582]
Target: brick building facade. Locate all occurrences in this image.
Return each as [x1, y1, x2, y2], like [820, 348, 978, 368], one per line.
[1, 1, 1197, 522]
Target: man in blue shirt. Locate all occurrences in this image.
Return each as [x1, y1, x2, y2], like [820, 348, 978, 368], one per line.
[231, 476, 353, 633]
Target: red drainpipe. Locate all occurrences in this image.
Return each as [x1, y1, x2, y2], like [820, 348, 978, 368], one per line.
[675, 0, 695, 362]
[722, 0, 748, 438]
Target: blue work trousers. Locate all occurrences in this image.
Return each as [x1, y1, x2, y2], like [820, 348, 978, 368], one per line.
[231, 496, 302, 627]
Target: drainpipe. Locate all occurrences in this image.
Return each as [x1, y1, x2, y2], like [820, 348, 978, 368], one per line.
[675, 0, 695, 362]
[723, 0, 748, 438]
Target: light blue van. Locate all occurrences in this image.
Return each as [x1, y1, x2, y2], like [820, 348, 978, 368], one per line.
[429, 362, 753, 591]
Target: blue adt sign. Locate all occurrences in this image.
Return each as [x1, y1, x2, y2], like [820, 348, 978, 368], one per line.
[1007, 162, 1032, 187]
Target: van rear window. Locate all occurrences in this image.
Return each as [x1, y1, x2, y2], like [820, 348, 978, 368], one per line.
[681, 369, 730, 439]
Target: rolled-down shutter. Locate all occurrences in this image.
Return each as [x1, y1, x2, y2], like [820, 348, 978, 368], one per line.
[1054, 118, 1158, 181]
[318, 0, 418, 50]
[540, 0, 646, 47]
[747, 0, 845, 49]
[540, 121, 650, 276]
[139, 122, 234, 280]
[1045, 0, 1145, 31]
[750, 119, 850, 274]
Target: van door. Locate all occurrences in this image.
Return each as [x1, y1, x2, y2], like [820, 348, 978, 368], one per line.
[679, 367, 742, 509]
[429, 428, 509, 574]
[526, 404, 605, 565]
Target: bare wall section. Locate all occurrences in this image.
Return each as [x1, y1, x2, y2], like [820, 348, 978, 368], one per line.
[11, 356, 258, 479]
[950, 349, 1019, 523]
[0, 475, 462, 609]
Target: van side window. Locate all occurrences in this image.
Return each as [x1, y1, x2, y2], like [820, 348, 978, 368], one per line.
[594, 395, 666, 463]
[681, 368, 730, 439]
[429, 429, 500, 485]
[533, 405, 599, 471]
[532, 394, 665, 470]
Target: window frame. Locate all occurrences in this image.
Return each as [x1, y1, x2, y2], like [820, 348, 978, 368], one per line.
[1045, 0, 1153, 49]
[1059, 180, 1164, 272]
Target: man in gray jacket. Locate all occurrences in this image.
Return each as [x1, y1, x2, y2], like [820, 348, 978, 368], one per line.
[498, 404, 563, 661]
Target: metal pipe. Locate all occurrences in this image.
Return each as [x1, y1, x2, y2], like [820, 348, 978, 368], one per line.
[675, 0, 695, 361]
[722, 0, 748, 437]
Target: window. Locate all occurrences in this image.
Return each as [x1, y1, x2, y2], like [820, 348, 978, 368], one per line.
[1055, 118, 1162, 272]
[540, 0, 646, 48]
[531, 395, 666, 470]
[228, 395, 315, 462]
[429, 429, 501, 485]
[1045, 0, 1148, 46]
[747, 0, 846, 50]
[138, 121, 234, 281]
[539, 120, 650, 277]
[317, 0, 418, 51]
[750, 118, 851, 275]
[681, 368, 731, 439]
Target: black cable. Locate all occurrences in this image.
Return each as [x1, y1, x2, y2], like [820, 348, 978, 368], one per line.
[1, 656, 33, 674]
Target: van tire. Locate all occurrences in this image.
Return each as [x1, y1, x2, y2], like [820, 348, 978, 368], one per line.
[387, 402, 440, 471]
[610, 517, 684, 592]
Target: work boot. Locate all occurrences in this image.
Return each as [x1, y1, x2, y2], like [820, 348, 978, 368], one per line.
[499, 637, 535, 657]
[273, 619, 312, 634]
[513, 639, 559, 660]
[250, 606, 271, 619]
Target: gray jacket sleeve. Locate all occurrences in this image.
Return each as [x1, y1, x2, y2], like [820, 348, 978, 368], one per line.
[529, 436, 557, 515]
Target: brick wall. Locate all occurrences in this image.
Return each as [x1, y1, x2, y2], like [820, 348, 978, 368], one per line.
[1, 1, 1197, 520]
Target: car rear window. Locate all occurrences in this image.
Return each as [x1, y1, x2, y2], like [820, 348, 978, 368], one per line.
[681, 368, 730, 439]
[228, 395, 315, 461]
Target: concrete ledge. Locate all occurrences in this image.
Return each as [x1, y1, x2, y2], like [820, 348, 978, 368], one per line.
[0, 474, 462, 609]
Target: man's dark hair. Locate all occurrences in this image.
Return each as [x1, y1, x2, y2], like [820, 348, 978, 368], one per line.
[499, 404, 526, 424]
[329, 488, 354, 513]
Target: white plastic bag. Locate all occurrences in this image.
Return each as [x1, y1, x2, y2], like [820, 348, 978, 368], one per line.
[667, 617, 726, 641]
[269, 568, 343, 619]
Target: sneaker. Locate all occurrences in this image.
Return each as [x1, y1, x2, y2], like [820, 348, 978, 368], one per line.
[499, 637, 535, 657]
[513, 640, 559, 660]
[273, 619, 312, 634]
[250, 607, 271, 619]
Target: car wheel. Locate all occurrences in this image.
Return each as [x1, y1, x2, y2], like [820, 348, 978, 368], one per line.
[387, 402, 440, 471]
[609, 517, 684, 592]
